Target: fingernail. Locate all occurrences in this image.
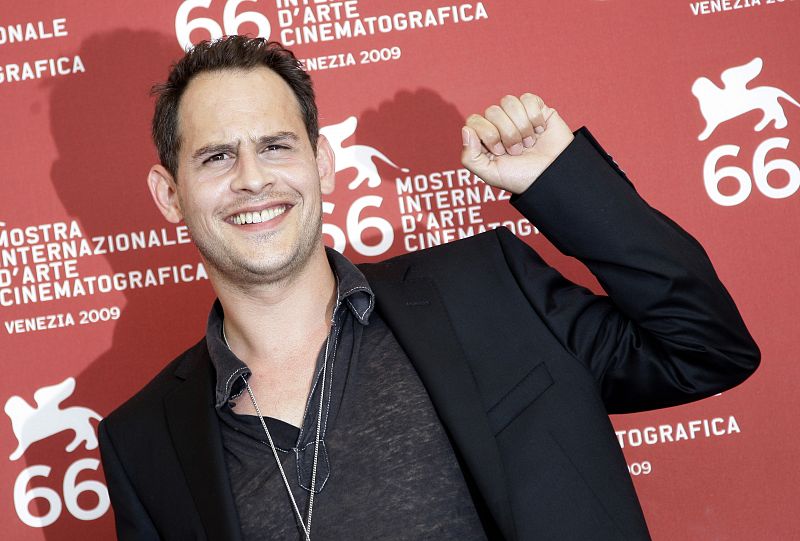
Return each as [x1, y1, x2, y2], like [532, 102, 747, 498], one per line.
[534, 126, 545, 134]
[492, 143, 505, 155]
[509, 143, 523, 155]
[523, 136, 535, 148]
[461, 127, 470, 146]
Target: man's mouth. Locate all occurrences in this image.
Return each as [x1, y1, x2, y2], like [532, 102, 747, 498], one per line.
[230, 204, 289, 225]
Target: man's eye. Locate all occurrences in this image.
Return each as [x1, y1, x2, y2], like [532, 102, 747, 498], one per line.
[265, 145, 289, 152]
[203, 153, 228, 164]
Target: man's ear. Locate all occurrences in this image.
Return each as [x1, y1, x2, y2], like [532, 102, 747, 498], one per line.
[147, 165, 183, 223]
[316, 135, 336, 195]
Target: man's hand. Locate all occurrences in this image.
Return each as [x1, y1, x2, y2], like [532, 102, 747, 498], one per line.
[461, 94, 574, 194]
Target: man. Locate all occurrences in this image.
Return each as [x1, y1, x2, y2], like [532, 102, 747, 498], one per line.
[98, 36, 759, 540]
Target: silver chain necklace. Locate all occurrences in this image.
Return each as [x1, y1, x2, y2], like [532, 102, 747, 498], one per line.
[223, 323, 330, 541]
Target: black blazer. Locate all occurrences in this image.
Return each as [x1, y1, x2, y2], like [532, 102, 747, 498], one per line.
[99, 130, 759, 540]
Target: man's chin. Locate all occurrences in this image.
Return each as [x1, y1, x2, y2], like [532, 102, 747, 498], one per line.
[195, 225, 322, 286]
[204, 250, 310, 286]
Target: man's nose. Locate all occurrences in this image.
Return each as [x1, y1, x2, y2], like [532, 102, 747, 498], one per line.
[229, 151, 275, 193]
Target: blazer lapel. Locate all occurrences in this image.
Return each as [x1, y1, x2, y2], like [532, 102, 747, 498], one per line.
[364, 262, 516, 539]
[164, 351, 243, 541]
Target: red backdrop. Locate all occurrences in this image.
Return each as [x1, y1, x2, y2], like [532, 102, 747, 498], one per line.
[2, 0, 798, 539]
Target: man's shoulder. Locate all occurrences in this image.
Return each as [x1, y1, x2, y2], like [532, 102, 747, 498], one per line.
[101, 338, 208, 431]
[357, 227, 535, 316]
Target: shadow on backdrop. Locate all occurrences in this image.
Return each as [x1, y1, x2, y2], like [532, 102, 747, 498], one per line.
[29, 29, 214, 540]
[340, 88, 466, 261]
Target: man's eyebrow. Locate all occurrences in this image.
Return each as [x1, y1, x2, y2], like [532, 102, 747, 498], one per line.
[254, 131, 300, 146]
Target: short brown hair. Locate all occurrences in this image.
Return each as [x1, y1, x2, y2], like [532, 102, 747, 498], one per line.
[151, 36, 318, 176]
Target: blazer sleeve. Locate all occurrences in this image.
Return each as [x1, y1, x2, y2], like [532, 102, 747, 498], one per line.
[98, 419, 161, 540]
[502, 127, 760, 414]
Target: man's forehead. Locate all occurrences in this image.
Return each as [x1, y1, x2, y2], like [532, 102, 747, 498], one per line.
[177, 67, 304, 144]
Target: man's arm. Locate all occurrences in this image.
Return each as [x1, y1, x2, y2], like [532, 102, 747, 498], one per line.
[461, 94, 760, 413]
[98, 420, 161, 540]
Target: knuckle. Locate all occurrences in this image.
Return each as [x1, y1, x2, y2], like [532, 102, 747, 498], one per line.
[485, 104, 503, 117]
[500, 94, 517, 106]
[522, 93, 544, 108]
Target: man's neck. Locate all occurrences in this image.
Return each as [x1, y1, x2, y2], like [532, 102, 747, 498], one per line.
[211, 245, 337, 372]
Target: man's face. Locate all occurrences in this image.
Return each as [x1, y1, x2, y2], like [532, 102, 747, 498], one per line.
[165, 67, 333, 285]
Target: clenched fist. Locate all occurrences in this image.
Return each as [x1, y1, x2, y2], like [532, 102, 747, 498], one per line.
[461, 93, 574, 194]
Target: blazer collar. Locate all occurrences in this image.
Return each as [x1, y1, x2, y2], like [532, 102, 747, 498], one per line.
[164, 349, 244, 541]
[362, 260, 516, 540]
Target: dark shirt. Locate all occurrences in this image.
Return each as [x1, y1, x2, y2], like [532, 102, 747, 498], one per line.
[206, 248, 487, 540]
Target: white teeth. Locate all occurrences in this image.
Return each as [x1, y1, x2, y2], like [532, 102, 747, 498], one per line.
[232, 205, 287, 225]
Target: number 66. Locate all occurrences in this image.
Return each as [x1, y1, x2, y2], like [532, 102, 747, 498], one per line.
[175, 0, 272, 51]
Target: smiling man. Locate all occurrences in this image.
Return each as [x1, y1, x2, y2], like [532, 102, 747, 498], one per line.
[98, 36, 759, 540]
[146, 65, 338, 431]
